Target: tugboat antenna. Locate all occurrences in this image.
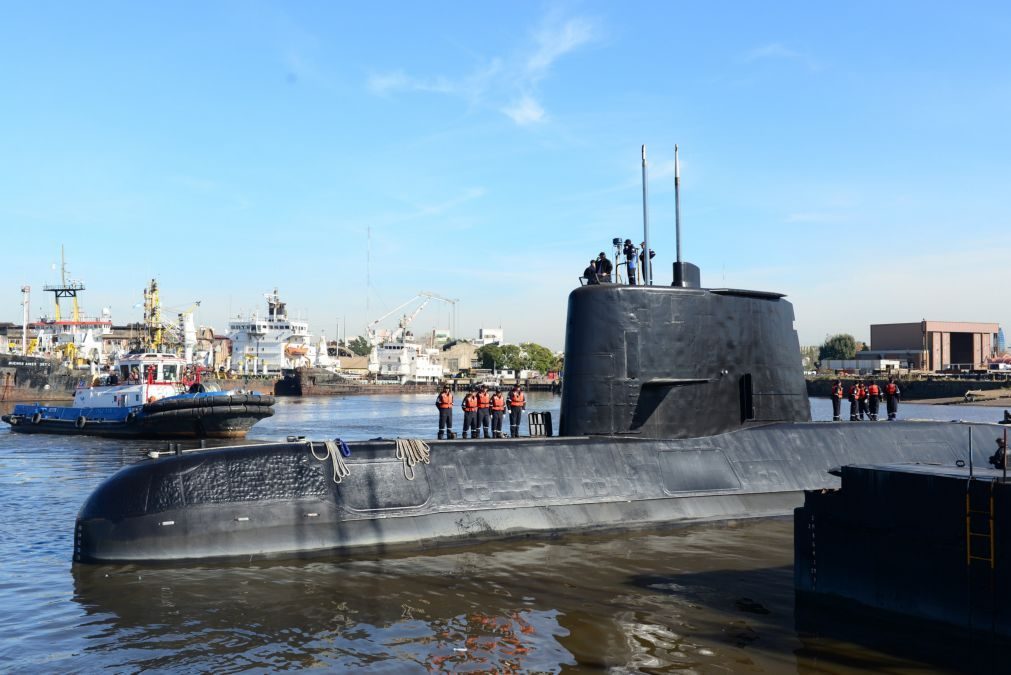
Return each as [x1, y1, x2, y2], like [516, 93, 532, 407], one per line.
[641, 145, 652, 286]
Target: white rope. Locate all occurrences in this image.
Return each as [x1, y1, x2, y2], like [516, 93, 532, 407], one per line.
[395, 438, 431, 481]
[309, 440, 351, 483]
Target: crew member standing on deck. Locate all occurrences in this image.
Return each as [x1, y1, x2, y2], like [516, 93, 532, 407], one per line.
[856, 382, 868, 420]
[594, 252, 613, 283]
[866, 380, 882, 421]
[435, 385, 454, 439]
[848, 381, 859, 421]
[885, 377, 901, 420]
[490, 388, 506, 438]
[830, 379, 845, 421]
[507, 384, 526, 438]
[476, 384, 492, 438]
[623, 239, 637, 286]
[639, 243, 655, 283]
[583, 260, 598, 285]
[461, 389, 479, 439]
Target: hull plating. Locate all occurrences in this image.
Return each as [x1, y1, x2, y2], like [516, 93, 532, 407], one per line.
[75, 421, 1002, 562]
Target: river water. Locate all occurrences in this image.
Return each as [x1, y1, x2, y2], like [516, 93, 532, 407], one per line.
[0, 394, 1006, 673]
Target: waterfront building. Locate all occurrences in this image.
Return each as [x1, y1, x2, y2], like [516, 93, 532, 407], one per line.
[868, 320, 1001, 372]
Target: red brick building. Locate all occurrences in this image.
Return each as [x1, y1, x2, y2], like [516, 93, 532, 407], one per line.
[869, 321, 1000, 372]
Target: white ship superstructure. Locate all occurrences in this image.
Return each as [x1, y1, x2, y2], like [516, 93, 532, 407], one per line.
[227, 290, 317, 375]
[371, 337, 443, 383]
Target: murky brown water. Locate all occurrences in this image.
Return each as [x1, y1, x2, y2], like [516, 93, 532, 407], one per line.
[1, 394, 1004, 673]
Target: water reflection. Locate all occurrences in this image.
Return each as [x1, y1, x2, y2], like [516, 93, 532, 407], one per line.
[3, 394, 1006, 672]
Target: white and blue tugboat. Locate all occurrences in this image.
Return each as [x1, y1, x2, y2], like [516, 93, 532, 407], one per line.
[1, 353, 274, 439]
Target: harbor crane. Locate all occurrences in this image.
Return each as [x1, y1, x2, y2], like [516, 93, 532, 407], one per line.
[366, 291, 457, 346]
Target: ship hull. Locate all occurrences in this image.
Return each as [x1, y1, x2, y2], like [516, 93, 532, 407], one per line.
[0, 354, 82, 402]
[74, 420, 1000, 563]
[3, 393, 274, 439]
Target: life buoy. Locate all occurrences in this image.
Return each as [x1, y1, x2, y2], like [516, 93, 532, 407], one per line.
[75, 416, 87, 429]
[31, 412, 42, 425]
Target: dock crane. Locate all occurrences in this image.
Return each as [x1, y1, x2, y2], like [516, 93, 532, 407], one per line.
[365, 292, 458, 377]
[366, 291, 457, 346]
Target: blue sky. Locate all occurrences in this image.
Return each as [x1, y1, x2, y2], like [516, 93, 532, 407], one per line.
[2, 2, 1010, 350]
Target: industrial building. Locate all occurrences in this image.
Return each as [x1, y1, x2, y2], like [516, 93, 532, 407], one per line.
[866, 321, 1000, 372]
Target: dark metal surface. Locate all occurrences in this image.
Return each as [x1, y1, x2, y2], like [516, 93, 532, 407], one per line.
[559, 284, 809, 438]
[796, 462, 1011, 637]
[76, 420, 1003, 562]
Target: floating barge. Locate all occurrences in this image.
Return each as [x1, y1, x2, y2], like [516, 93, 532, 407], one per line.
[796, 455, 1011, 639]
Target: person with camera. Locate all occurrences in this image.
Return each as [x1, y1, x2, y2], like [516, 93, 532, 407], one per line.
[623, 239, 637, 285]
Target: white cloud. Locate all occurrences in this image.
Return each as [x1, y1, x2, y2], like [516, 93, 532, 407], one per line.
[526, 16, 596, 76]
[502, 95, 546, 125]
[743, 42, 821, 71]
[366, 11, 598, 126]
[745, 43, 803, 62]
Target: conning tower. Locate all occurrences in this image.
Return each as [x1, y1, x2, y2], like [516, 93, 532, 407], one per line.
[559, 279, 811, 439]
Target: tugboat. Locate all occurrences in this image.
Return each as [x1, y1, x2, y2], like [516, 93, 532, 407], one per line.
[2, 352, 274, 439]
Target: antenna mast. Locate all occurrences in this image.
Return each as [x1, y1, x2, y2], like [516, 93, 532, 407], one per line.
[21, 286, 30, 354]
[675, 144, 682, 266]
[641, 145, 652, 286]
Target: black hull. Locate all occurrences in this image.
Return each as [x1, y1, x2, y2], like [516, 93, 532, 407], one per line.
[3, 409, 272, 439]
[74, 420, 1002, 563]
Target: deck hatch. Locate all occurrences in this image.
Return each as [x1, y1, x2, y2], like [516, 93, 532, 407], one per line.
[658, 449, 741, 493]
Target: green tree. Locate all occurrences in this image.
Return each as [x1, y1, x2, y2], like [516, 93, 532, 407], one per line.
[818, 334, 857, 361]
[500, 344, 523, 370]
[476, 344, 507, 370]
[520, 342, 561, 373]
[347, 336, 372, 357]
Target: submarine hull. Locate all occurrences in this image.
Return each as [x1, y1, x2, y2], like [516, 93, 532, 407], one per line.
[74, 421, 1001, 563]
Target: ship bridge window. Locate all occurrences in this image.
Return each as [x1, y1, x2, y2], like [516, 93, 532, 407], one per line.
[120, 365, 130, 381]
[144, 365, 157, 381]
[162, 364, 178, 382]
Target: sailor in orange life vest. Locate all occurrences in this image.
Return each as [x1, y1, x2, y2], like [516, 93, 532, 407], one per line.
[856, 382, 869, 420]
[490, 388, 507, 438]
[476, 384, 492, 439]
[866, 379, 882, 421]
[830, 379, 845, 421]
[884, 377, 901, 421]
[847, 382, 859, 421]
[461, 388, 479, 439]
[435, 385, 454, 439]
[507, 384, 526, 438]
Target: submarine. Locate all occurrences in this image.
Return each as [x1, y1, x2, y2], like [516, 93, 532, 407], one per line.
[75, 277, 1002, 563]
[74, 148, 1006, 563]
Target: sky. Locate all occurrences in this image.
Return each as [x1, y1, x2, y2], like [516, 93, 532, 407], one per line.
[2, 1, 1010, 351]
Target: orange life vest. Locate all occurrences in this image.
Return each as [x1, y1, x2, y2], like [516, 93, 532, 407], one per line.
[491, 394, 506, 412]
[847, 385, 857, 399]
[437, 392, 453, 409]
[886, 383, 898, 395]
[509, 391, 525, 408]
[831, 384, 844, 399]
[867, 384, 880, 397]
[462, 395, 478, 412]
[855, 385, 866, 400]
[477, 392, 491, 409]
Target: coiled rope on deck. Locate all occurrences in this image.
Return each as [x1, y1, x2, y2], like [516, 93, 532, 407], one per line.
[309, 438, 352, 483]
[395, 438, 430, 480]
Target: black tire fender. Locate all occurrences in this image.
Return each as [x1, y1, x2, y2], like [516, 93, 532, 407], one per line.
[31, 412, 42, 425]
[75, 416, 87, 429]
